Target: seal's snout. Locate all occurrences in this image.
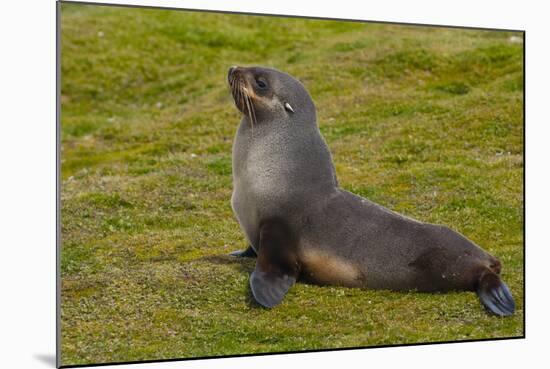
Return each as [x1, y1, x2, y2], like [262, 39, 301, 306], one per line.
[228, 66, 239, 84]
[228, 66, 248, 116]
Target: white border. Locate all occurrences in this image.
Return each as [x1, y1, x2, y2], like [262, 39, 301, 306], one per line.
[2, 1, 548, 368]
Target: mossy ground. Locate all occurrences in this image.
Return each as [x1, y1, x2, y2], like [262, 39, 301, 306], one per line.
[60, 3, 524, 366]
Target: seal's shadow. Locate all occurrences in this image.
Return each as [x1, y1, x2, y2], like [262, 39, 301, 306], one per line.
[200, 254, 255, 274]
[200, 254, 266, 308]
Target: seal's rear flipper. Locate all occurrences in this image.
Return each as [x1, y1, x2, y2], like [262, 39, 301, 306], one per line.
[249, 219, 299, 308]
[229, 245, 257, 258]
[476, 271, 515, 317]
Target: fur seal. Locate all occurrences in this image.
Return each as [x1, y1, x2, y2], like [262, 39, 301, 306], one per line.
[227, 65, 515, 316]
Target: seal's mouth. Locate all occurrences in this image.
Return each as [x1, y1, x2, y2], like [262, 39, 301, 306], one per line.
[228, 66, 257, 127]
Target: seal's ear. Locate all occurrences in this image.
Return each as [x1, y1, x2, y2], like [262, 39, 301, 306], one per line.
[284, 102, 295, 113]
[249, 219, 298, 308]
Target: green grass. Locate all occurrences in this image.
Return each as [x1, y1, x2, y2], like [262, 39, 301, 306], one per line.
[60, 3, 524, 366]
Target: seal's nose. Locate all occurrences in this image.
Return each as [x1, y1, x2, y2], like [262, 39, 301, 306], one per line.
[228, 66, 237, 83]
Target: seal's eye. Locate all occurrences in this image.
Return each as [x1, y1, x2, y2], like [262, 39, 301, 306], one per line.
[255, 79, 267, 89]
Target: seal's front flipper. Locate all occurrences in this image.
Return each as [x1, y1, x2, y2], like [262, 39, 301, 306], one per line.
[250, 270, 296, 308]
[477, 271, 515, 317]
[249, 219, 299, 308]
[229, 245, 257, 258]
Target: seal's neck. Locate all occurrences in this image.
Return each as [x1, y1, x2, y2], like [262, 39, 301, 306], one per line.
[240, 104, 318, 131]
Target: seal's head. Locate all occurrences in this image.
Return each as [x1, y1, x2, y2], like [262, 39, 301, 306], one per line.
[227, 66, 316, 126]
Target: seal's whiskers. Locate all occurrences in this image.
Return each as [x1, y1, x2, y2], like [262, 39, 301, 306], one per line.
[245, 94, 257, 130]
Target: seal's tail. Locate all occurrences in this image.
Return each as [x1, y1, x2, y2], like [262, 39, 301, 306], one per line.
[476, 270, 515, 317]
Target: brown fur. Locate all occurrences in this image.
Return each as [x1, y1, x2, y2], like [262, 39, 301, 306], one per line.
[299, 248, 364, 287]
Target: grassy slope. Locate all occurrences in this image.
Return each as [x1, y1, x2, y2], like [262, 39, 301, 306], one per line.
[60, 3, 524, 366]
